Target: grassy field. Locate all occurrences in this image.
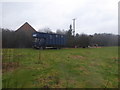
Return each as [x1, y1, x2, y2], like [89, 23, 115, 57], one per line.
[2, 47, 118, 88]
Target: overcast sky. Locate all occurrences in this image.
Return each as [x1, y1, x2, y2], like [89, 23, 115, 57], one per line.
[0, 0, 119, 35]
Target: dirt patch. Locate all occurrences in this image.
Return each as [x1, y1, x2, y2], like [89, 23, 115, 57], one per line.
[79, 66, 88, 71]
[90, 62, 100, 67]
[112, 57, 118, 60]
[111, 57, 119, 63]
[2, 62, 20, 73]
[69, 55, 85, 60]
[34, 74, 60, 88]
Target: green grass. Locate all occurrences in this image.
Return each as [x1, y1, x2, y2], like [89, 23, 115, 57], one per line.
[2, 47, 118, 88]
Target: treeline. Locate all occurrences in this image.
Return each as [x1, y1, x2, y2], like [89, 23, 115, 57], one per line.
[56, 26, 119, 48]
[2, 28, 120, 48]
[66, 33, 119, 48]
[2, 28, 33, 48]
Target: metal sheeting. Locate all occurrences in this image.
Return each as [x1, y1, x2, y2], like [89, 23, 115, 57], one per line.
[33, 32, 66, 47]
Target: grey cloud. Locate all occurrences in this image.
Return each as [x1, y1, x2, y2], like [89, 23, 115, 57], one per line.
[1, 0, 118, 35]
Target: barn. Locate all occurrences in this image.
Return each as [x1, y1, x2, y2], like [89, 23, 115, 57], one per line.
[16, 22, 36, 35]
[15, 22, 36, 48]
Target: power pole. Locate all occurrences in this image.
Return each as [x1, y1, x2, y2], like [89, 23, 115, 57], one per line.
[72, 18, 76, 36]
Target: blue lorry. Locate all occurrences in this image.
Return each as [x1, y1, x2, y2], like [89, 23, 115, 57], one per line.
[32, 32, 66, 49]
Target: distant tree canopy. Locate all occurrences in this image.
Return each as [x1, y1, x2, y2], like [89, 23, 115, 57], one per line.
[38, 28, 53, 34]
[90, 33, 118, 46]
[2, 27, 120, 48]
[2, 28, 33, 48]
[72, 33, 118, 48]
[56, 29, 66, 34]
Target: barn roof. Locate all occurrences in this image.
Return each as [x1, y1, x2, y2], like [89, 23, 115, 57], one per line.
[15, 22, 36, 32]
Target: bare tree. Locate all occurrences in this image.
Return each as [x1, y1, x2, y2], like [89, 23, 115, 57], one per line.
[38, 27, 53, 33]
[56, 29, 66, 34]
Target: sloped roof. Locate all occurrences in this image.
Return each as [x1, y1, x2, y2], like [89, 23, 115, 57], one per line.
[15, 22, 36, 32]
